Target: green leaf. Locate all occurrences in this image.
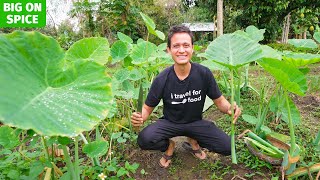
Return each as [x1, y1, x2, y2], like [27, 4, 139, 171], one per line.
[241, 114, 271, 133]
[116, 167, 128, 177]
[242, 114, 259, 124]
[258, 58, 307, 96]
[199, 59, 229, 71]
[117, 137, 126, 143]
[314, 32, 320, 43]
[0, 126, 20, 149]
[115, 90, 134, 99]
[282, 51, 320, 67]
[261, 45, 282, 60]
[114, 69, 130, 83]
[288, 39, 318, 49]
[128, 68, 144, 81]
[106, 100, 117, 118]
[155, 30, 165, 40]
[7, 170, 19, 179]
[111, 41, 128, 64]
[65, 37, 110, 65]
[270, 96, 301, 125]
[60, 172, 71, 180]
[131, 41, 157, 65]
[107, 165, 117, 171]
[82, 140, 109, 158]
[29, 161, 44, 178]
[245, 25, 265, 42]
[111, 132, 122, 139]
[204, 33, 263, 68]
[117, 32, 133, 44]
[125, 161, 139, 173]
[122, 80, 135, 93]
[0, 31, 113, 137]
[139, 12, 156, 34]
[158, 43, 167, 51]
[58, 136, 71, 145]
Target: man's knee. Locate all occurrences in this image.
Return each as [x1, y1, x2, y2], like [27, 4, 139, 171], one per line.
[206, 136, 231, 156]
[219, 137, 231, 156]
[137, 128, 155, 149]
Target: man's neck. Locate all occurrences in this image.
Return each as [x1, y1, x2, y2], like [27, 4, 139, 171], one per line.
[174, 62, 191, 80]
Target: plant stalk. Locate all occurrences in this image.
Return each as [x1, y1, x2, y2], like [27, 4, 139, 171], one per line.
[62, 145, 76, 180]
[313, 130, 320, 145]
[74, 136, 80, 180]
[41, 136, 50, 161]
[285, 91, 296, 155]
[51, 144, 54, 180]
[230, 69, 237, 164]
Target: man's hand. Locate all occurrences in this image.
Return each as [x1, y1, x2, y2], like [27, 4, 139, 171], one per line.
[131, 112, 144, 127]
[227, 102, 241, 124]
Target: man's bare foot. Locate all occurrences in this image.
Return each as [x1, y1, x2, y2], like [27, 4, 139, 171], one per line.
[159, 139, 175, 168]
[188, 137, 206, 159]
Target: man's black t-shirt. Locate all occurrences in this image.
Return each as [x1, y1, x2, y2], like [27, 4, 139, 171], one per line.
[145, 62, 221, 124]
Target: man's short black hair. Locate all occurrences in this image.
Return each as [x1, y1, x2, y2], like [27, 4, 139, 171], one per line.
[167, 25, 194, 48]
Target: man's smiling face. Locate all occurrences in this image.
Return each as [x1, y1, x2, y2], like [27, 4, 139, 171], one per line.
[167, 32, 193, 65]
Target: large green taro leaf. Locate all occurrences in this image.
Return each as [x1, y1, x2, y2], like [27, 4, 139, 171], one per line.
[117, 32, 133, 44]
[110, 40, 128, 64]
[204, 33, 263, 69]
[0, 31, 112, 137]
[261, 45, 282, 60]
[258, 58, 307, 96]
[288, 39, 318, 49]
[199, 59, 228, 71]
[245, 25, 265, 42]
[131, 41, 157, 65]
[139, 12, 165, 40]
[314, 32, 320, 44]
[139, 12, 155, 34]
[65, 37, 110, 65]
[282, 51, 320, 67]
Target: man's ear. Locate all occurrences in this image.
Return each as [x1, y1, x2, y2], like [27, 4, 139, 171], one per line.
[166, 46, 170, 53]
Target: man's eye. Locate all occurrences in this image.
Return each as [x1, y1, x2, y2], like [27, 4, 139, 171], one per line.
[173, 45, 179, 48]
[184, 45, 190, 48]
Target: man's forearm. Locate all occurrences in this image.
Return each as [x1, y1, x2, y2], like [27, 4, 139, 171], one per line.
[141, 104, 154, 122]
[213, 95, 231, 114]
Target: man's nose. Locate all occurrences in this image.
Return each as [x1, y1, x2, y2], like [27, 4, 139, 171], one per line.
[178, 46, 185, 53]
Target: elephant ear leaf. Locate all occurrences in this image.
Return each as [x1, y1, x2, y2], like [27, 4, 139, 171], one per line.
[258, 58, 307, 96]
[282, 51, 320, 67]
[203, 33, 263, 69]
[314, 32, 320, 43]
[0, 31, 113, 137]
[65, 37, 110, 65]
[288, 39, 318, 49]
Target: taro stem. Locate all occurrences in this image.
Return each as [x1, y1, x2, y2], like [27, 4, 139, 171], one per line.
[74, 136, 80, 180]
[313, 130, 320, 145]
[230, 69, 237, 164]
[285, 90, 296, 155]
[62, 145, 76, 179]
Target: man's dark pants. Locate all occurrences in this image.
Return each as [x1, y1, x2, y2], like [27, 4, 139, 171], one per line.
[137, 119, 231, 156]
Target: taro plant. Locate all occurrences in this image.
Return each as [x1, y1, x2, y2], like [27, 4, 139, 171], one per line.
[0, 31, 113, 179]
[257, 57, 308, 175]
[201, 29, 264, 164]
[108, 12, 171, 127]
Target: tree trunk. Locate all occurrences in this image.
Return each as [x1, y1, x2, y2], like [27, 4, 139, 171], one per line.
[281, 13, 290, 44]
[217, 0, 223, 37]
